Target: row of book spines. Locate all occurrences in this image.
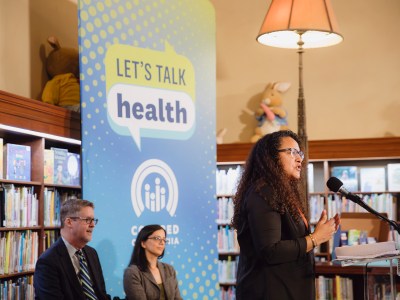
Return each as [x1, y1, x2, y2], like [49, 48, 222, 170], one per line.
[43, 188, 61, 227]
[216, 166, 242, 195]
[218, 226, 239, 253]
[372, 282, 400, 299]
[220, 286, 236, 300]
[1, 185, 38, 228]
[43, 189, 80, 227]
[316, 275, 353, 300]
[217, 197, 234, 222]
[336, 194, 395, 220]
[218, 258, 238, 284]
[0, 231, 38, 275]
[44, 230, 60, 251]
[0, 275, 34, 300]
[309, 193, 396, 222]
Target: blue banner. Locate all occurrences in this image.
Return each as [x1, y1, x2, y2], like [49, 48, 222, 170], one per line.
[78, 0, 217, 298]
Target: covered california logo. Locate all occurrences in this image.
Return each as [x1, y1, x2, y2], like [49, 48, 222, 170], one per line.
[131, 159, 178, 217]
[105, 42, 196, 150]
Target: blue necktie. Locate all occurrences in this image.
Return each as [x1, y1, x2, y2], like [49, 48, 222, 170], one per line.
[76, 250, 98, 300]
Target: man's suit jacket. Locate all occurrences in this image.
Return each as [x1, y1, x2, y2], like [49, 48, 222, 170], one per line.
[34, 238, 108, 300]
[123, 261, 182, 300]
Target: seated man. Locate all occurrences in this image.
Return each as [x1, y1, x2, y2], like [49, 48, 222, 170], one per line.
[34, 199, 108, 300]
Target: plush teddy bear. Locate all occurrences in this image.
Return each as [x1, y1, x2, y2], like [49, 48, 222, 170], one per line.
[250, 82, 290, 143]
[42, 36, 80, 112]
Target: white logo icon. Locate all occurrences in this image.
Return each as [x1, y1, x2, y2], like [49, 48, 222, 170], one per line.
[131, 159, 178, 217]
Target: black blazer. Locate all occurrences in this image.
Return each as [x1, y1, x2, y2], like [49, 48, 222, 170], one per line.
[34, 238, 108, 300]
[236, 185, 315, 300]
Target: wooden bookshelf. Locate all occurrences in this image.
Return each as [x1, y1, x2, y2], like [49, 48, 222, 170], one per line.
[0, 89, 81, 288]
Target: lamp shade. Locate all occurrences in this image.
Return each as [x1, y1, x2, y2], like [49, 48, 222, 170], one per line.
[257, 0, 343, 48]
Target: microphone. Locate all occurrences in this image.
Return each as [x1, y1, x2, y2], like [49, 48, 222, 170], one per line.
[326, 177, 362, 204]
[327, 176, 400, 234]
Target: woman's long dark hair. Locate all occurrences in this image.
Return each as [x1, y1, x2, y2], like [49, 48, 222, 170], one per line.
[128, 224, 166, 271]
[231, 130, 306, 229]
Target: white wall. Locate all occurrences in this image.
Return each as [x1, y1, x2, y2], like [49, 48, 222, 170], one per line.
[212, 0, 400, 142]
[0, 0, 78, 100]
[0, 0, 31, 97]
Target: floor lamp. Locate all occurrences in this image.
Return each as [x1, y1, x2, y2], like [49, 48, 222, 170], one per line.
[256, 0, 343, 200]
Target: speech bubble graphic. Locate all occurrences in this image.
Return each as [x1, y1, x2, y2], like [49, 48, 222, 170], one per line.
[105, 42, 196, 149]
[107, 84, 195, 149]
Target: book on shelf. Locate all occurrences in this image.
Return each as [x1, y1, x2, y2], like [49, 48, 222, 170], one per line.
[43, 149, 54, 184]
[347, 229, 361, 246]
[66, 152, 81, 186]
[359, 167, 386, 192]
[387, 163, 400, 191]
[308, 163, 314, 193]
[3, 143, 31, 181]
[331, 166, 358, 192]
[51, 147, 69, 185]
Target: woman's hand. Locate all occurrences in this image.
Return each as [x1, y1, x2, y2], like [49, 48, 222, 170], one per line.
[312, 210, 340, 246]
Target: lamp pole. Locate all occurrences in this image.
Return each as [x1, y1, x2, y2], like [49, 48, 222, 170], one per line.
[296, 32, 309, 207]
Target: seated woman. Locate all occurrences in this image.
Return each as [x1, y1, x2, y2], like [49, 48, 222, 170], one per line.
[123, 224, 182, 300]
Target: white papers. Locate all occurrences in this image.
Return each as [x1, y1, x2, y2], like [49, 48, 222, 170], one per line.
[335, 241, 400, 259]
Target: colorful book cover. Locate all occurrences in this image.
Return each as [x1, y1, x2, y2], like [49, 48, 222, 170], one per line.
[387, 163, 400, 191]
[66, 152, 81, 186]
[340, 230, 348, 246]
[359, 167, 386, 192]
[347, 229, 361, 246]
[3, 143, 31, 181]
[51, 147, 68, 185]
[43, 149, 54, 184]
[331, 166, 358, 192]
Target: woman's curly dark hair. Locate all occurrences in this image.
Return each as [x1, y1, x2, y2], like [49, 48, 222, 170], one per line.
[231, 130, 307, 229]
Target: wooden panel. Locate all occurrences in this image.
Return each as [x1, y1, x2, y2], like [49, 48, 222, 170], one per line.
[0, 90, 81, 140]
[340, 212, 390, 243]
[217, 137, 400, 162]
[216, 143, 254, 163]
[316, 262, 392, 276]
[309, 137, 400, 160]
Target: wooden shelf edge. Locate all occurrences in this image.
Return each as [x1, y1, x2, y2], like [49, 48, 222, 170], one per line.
[0, 270, 34, 279]
[0, 226, 41, 231]
[217, 137, 400, 162]
[315, 261, 394, 275]
[0, 89, 81, 140]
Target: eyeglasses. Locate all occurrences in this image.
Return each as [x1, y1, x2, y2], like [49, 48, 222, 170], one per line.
[69, 217, 98, 225]
[277, 148, 305, 160]
[147, 236, 169, 244]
